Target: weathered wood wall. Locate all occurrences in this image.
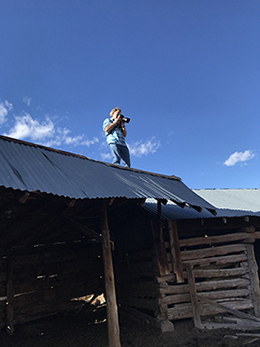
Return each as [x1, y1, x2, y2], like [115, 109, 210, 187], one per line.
[0, 240, 104, 330]
[161, 237, 253, 317]
[116, 216, 260, 331]
[116, 248, 160, 314]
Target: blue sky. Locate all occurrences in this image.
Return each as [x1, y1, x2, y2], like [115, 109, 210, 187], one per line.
[1, 0, 260, 189]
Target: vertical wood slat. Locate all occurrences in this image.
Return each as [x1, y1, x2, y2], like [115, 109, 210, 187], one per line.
[6, 255, 14, 335]
[100, 201, 121, 347]
[186, 263, 202, 329]
[168, 220, 184, 283]
[151, 219, 170, 277]
[246, 243, 260, 317]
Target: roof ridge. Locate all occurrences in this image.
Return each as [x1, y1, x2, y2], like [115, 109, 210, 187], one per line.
[193, 188, 260, 191]
[0, 135, 181, 181]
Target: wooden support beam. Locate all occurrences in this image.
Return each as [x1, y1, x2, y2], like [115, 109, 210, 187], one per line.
[109, 197, 115, 206]
[6, 255, 14, 335]
[151, 219, 170, 276]
[168, 219, 184, 283]
[186, 263, 202, 329]
[100, 201, 121, 347]
[246, 243, 260, 317]
[149, 201, 170, 276]
[67, 198, 76, 207]
[19, 191, 30, 204]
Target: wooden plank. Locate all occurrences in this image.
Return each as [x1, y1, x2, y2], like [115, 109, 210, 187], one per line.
[246, 243, 260, 317]
[151, 219, 170, 276]
[181, 244, 246, 261]
[201, 321, 260, 331]
[177, 232, 258, 248]
[167, 300, 253, 320]
[186, 264, 201, 329]
[168, 220, 184, 283]
[197, 295, 260, 322]
[13, 277, 103, 309]
[156, 274, 175, 283]
[6, 256, 14, 335]
[100, 201, 121, 347]
[160, 288, 250, 306]
[160, 278, 250, 295]
[183, 267, 248, 279]
[182, 253, 247, 267]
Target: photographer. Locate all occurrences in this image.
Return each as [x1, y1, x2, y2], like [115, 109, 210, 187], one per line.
[103, 107, 131, 167]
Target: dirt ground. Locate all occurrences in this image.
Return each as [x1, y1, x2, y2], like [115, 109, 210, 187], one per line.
[1, 306, 260, 347]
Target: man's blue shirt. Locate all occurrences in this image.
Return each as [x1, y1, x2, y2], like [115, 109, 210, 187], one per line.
[103, 117, 126, 146]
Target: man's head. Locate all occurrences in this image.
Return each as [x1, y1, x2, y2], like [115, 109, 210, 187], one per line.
[110, 107, 121, 119]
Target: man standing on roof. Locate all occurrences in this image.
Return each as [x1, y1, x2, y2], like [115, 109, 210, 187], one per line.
[103, 107, 131, 167]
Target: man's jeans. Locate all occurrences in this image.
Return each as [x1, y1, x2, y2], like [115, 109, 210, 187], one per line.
[109, 143, 131, 167]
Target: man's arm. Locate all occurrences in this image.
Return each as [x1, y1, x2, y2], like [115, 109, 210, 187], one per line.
[104, 115, 128, 136]
[121, 121, 127, 137]
[104, 116, 121, 133]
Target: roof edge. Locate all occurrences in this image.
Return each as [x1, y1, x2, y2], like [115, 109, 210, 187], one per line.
[0, 135, 182, 181]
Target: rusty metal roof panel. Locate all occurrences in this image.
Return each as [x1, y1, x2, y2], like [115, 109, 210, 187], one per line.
[0, 136, 215, 212]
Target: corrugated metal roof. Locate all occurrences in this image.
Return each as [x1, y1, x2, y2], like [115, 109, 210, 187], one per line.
[143, 198, 214, 219]
[143, 190, 260, 220]
[193, 189, 260, 213]
[0, 136, 215, 213]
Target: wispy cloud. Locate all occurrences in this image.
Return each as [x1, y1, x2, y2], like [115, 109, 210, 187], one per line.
[224, 150, 255, 167]
[100, 152, 112, 161]
[44, 127, 99, 147]
[129, 137, 161, 157]
[3, 111, 99, 149]
[22, 96, 32, 106]
[0, 100, 13, 124]
[4, 113, 55, 140]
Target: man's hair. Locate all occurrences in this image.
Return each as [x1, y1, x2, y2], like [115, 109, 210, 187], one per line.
[110, 107, 121, 117]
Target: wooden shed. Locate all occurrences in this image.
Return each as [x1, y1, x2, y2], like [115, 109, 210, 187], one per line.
[112, 196, 260, 332]
[0, 135, 216, 346]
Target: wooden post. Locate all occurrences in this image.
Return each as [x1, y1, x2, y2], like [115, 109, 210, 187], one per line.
[6, 255, 14, 335]
[186, 263, 202, 329]
[168, 219, 184, 283]
[151, 219, 170, 276]
[100, 201, 121, 347]
[246, 243, 260, 317]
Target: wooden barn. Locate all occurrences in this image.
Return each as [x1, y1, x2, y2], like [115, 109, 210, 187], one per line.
[0, 135, 216, 347]
[113, 191, 260, 332]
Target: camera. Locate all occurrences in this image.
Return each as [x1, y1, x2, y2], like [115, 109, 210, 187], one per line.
[120, 114, 130, 123]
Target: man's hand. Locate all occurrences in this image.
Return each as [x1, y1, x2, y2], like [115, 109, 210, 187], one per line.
[121, 120, 127, 137]
[114, 115, 121, 124]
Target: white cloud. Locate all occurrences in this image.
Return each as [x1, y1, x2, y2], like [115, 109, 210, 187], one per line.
[224, 150, 255, 167]
[44, 128, 99, 147]
[100, 152, 112, 160]
[4, 113, 55, 140]
[129, 138, 161, 157]
[23, 96, 32, 106]
[0, 100, 13, 124]
[3, 112, 99, 149]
